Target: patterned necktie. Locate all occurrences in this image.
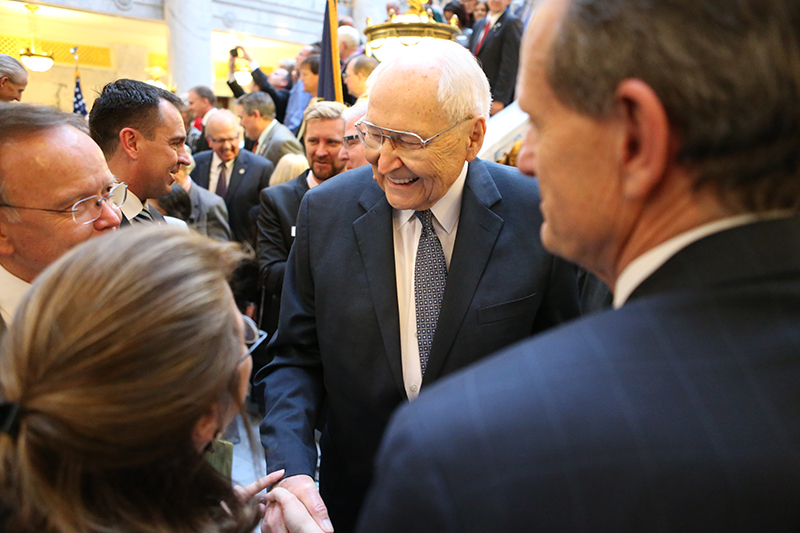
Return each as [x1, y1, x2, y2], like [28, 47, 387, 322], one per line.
[216, 161, 228, 197]
[133, 205, 154, 224]
[414, 210, 447, 377]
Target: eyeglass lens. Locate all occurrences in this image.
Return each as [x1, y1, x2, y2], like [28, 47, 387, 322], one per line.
[73, 183, 127, 225]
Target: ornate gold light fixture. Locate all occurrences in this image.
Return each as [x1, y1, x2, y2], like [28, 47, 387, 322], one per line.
[364, 0, 457, 63]
[19, 5, 54, 72]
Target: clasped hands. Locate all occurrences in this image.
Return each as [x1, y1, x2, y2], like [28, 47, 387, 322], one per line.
[236, 472, 333, 533]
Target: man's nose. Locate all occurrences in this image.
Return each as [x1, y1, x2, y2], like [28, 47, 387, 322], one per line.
[95, 199, 122, 230]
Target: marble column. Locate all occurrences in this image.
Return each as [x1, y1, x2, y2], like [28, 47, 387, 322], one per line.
[165, 0, 213, 94]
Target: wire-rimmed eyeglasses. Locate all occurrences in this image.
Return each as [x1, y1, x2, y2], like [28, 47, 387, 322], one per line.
[241, 315, 268, 362]
[354, 117, 472, 159]
[0, 182, 127, 225]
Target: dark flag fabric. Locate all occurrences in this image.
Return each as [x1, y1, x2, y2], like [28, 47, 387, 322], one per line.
[317, 0, 343, 103]
[73, 72, 87, 116]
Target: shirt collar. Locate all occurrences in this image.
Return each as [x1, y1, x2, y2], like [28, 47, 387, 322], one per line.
[0, 262, 31, 326]
[257, 120, 278, 146]
[613, 213, 762, 308]
[211, 152, 235, 171]
[394, 161, 469, 233]
[120, 190, 144, 221]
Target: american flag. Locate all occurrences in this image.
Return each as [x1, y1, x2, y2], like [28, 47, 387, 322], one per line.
[73, 73, 87, 116]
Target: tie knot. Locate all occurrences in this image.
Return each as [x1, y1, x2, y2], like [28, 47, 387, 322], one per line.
[218, 161, 226, 170]
[415, 210, 434, 230]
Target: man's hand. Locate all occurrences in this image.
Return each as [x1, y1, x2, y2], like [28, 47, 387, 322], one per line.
[490, 101, 505, 116]
[265, 487, 326, 533]
[262, 474, 333, 533]
[228, 55, 237, 75]
[239, 46, 253, 62]
[233, 469, 286, 516]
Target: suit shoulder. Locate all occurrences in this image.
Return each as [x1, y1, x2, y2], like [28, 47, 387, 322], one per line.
[193, 150, 213, 163]
[474, 159, 541, 197]
[306, 165, 377, 202]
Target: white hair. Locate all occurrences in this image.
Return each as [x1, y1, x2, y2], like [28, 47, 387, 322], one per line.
[342, 100, 368, 123]
[0, 54, 26, 82]
[365, 39, 491, 121]
[338, 26, 362, 49]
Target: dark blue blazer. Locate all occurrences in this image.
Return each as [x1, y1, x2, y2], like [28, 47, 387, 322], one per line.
[191, 150, 273, 245]
[257, 159, 581, 532]
[469, 10, 523, 106]
[359, 216, 800, 532]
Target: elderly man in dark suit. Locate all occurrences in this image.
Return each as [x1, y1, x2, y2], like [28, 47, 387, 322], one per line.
[191, 109, 273, 246]
[343, 0, 800, 531]
[257, 39, 581, 533]
[469, 0, 522, 115]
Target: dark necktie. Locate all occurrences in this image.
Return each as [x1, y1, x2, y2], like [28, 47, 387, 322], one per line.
[133, 205, 154, 224]
[216, 161, 228, 197]
[414, 210, 447, 377]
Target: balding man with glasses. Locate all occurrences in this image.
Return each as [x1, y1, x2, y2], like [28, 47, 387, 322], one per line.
[0, 103, 123, 335]
[257, 40, 581, 533]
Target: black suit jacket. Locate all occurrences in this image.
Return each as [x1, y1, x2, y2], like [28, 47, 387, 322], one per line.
[257, 160, 581, 532]
[190, 150, 274, 245]
[469, 10, 523, 106]
[359, 216, 800, 532]
[256, 170, 310, 335]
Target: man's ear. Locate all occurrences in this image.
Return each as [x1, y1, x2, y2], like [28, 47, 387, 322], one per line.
[118, 127, 142, 161]
[465, 116, 487, 162]
[252, 110, 262, 121]
[0, 76, 8, 89]
[614, 79, 671, 200]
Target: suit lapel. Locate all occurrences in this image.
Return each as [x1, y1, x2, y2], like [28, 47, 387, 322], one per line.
[479, 11, 507, 55]
[259, 127, 275, 159]
[424, 160, 503, 382]
[353, 185, 406, 396]
[225, 153, 247, 202]
[194, 156, 211, 189]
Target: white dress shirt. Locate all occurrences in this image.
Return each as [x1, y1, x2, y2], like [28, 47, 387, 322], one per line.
[0, 262, 30, 326]
[120, 191, 145, 221]
[613, 214, 762, 308]
[209, 153, 235, 195]
[394, 162, 468, 399]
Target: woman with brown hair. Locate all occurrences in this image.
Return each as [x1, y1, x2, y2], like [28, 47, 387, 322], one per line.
[0, 227, 279, 533]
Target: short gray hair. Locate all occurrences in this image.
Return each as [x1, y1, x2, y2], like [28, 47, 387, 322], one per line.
[548, 0, 800, 213]
[366, 39, 491, 121]
[338, 26, 361, 49]
[237, 91, 276, 120]
[0, 54, 26, 83]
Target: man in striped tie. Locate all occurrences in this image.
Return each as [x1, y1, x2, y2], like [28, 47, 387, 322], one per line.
[89, 79, 191, 225]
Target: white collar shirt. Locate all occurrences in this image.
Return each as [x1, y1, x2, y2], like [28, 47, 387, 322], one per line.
[120, 190, 145, 221]
[209, 153, 235, 196]
[0, 262, 30, 326]
[394, 161, 468, 399]
[613, 214, 764, 308]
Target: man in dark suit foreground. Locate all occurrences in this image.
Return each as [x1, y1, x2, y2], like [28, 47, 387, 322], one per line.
[257, 39, 580, 533]
[345, 0, 800, 531]
[190, 109, 273, 246]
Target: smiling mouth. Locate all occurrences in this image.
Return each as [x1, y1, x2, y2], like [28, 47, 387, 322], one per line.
[387, 175, 419, 185]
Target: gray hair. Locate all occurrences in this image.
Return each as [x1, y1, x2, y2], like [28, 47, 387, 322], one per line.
[366, 39, 491, 121]
[0, 103, 87, 206]
[338, 26, 362, 49]
[237, 91, 276, 120]
[548, 0, 800, 213]
[0, 54, 26, 83]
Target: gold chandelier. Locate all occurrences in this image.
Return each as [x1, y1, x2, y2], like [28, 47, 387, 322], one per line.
[364, 0, 458, 63]
[19, 5, 54, 72]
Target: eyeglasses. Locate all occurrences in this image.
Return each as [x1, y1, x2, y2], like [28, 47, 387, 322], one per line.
[240, 315, 267, 362]
[343, 134, 360, 151]
[208, 132, 240, 144]
[354, 117, 472, 159]
[0, 182, 127, 225]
